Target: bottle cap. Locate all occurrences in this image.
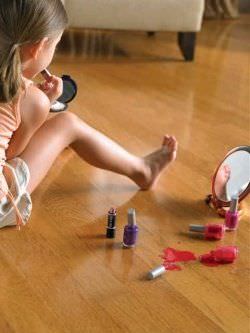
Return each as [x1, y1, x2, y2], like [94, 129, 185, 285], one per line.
[147, 265, 166, 279]
[189, 224, 205, 233]
[127, 208, 136, 226]
[229, 195, 238, 213]
[109, 207, 116, 215]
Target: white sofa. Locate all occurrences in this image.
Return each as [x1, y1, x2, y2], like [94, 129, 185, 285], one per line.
[61, 0, 205, 61]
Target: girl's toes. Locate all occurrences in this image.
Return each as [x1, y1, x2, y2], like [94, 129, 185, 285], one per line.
[171, 139, 177, 150]
[167, 136, 174, 148]
[162, 135, 170, 146]
[170, 135, 176, 143]
[170, 136, 177, 147]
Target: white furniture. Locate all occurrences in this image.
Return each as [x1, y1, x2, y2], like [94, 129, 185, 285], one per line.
[61, 0, 205, 61]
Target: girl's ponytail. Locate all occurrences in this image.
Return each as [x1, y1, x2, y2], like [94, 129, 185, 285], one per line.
[0, 0, 68, 103]
[0, 44, 22, 103]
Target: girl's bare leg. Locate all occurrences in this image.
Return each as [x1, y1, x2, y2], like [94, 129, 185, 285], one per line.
[18, 112, 177, 193]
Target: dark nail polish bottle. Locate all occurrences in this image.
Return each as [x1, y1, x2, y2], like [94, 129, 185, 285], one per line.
[123, 208, 138, 248]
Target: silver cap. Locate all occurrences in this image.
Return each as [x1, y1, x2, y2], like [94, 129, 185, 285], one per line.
[147, 265, 166, 280]
[127, 208, 136, 226]
[229, 195, 238, 213]
[189, 224, 205, 233]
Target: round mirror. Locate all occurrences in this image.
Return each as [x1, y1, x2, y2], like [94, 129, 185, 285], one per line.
[58, 75, 78, 104]
[50, 75, 78, 112]
[212, 146, 250, 207]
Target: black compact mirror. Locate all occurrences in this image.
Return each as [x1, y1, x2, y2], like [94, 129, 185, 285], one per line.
[41, 70, 77, 112]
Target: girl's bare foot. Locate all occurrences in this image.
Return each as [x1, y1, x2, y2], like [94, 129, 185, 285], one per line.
[132, 135, 178, 190]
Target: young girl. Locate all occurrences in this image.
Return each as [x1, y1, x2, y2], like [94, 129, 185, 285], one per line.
[0, 0, 177, 228]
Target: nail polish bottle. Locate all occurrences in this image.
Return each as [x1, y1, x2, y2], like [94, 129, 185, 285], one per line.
[106, 208, 116, 238]
[123, 208, 138, 248]
[225, 195, 239, 231]
[213, 246, 238, 263]
[199, 246, 239, 265]
[189, 223, 226, 240]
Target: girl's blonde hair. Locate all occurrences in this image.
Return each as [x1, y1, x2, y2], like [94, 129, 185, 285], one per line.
[0, 0, 68, 103]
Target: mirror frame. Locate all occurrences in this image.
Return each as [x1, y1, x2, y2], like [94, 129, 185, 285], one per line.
[211, 146, 250, 209]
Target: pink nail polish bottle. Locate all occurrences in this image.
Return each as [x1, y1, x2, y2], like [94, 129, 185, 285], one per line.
[225, 195, 239, 231]
[189, 223, 225, 240]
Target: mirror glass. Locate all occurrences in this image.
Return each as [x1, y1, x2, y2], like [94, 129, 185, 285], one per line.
[214, 148, 250, 202]
[58, 75, 77, 104]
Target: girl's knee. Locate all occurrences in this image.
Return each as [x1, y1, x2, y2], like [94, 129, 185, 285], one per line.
[55, 112, 84, 139]
[52, 112, 92, 142]
[56, 111, 79, 126]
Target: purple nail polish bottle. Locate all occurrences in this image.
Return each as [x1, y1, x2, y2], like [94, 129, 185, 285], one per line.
[123, 208, 138, 248]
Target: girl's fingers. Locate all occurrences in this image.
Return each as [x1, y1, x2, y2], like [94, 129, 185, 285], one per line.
[49, 79, 63, 102]
[50, 76, 63, 95]
[38, 81, 53, 90]
[38, 75, 63, 103]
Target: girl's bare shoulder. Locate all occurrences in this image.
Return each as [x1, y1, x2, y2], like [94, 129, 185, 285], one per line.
[19, 80, 51, 122]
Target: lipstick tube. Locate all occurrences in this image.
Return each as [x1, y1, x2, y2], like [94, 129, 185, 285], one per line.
[41, 69, 52, 81]
[147, 265, 166, 280]
[106, 208, 116, 238]
[189, 223, 226, 240]
[225, 195, 239, 230]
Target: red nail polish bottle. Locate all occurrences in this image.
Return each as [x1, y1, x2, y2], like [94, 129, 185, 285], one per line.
[199, 246, 239, 265]
[212, 246, 238, 263]
[225, 196, 239, 230]
[189, 223, 226, 240]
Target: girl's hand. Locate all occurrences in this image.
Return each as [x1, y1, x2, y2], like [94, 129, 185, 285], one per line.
[38, 75, 63, 104]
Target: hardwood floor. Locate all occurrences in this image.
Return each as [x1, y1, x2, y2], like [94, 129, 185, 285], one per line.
[0, 16, 249, 333]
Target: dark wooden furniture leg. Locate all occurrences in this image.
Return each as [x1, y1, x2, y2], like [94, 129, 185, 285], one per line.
[178, 32, 196, 61]
[147, 31, 156, 37]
